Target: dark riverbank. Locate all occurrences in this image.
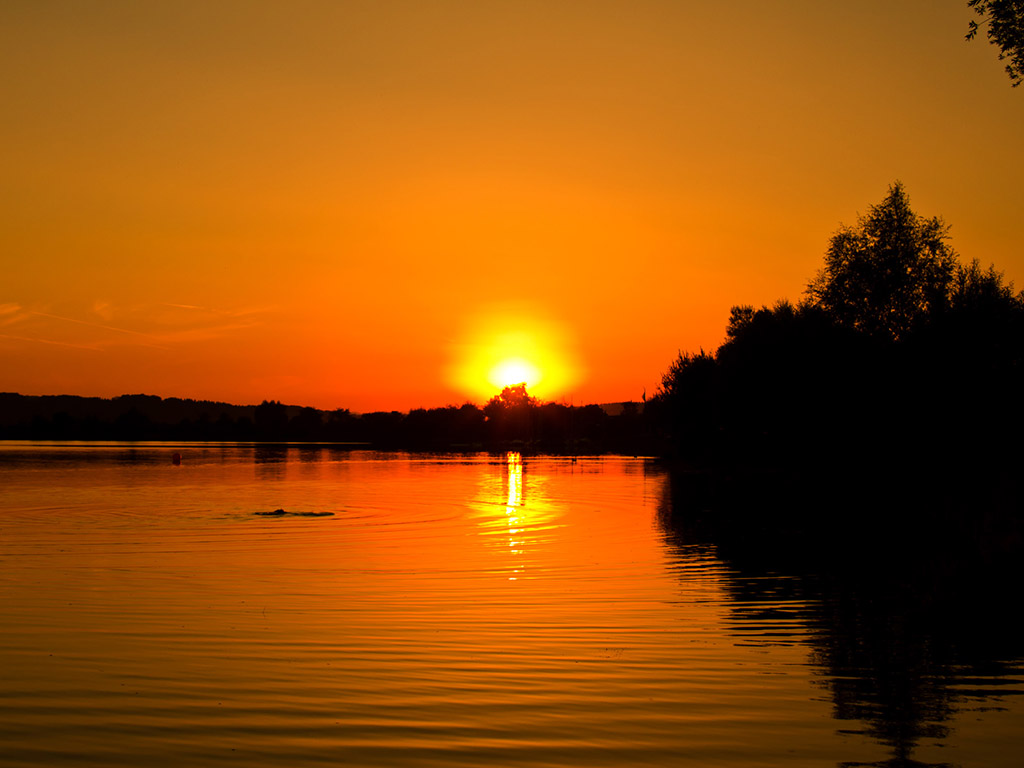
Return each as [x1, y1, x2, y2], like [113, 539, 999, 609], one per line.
[0, 392, 651, 454]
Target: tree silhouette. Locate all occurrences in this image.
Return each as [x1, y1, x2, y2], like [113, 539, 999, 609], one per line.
[289, 406, 324, 440]
[254, 399, 288, 440]
[650, 350, 720, 459]
[483, 383, 537, 415]
[967, 0, 1024, 87]
[950, 258, 1021, 314]
[654, 181, 1024, 465]
[806, 182, 957, 340]
[482, 383, 538, 445]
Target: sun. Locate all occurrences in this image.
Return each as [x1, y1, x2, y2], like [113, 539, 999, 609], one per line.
[489, 357, 541, 390]
[447, 307, 584, 402]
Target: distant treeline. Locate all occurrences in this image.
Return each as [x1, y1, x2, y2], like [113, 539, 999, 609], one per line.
[0, 390, 650, 454]
[647, 182, 1024, 469]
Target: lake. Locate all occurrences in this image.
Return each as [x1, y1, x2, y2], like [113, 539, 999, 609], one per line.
[1, 443, 1021, 767]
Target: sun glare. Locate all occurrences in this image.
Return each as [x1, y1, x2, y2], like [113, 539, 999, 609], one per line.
[489, 358, 541, 390]
[448, 308, 583, 402]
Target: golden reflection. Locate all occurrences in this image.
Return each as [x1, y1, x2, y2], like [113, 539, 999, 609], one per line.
[472, 451, 559, 581]
[505, 451, 524, 580]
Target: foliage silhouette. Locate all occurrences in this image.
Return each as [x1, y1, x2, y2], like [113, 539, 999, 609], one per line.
[289, 406, 324, 441]
[0, 390, 646, 453]
[650, 351, 719, 460]
[254, 399, 288, 440]
[967, 0, 1024, 87]
[654, 182, 1024, 467]
[807, 182, 957, 341]
[483, 383, 540, 445]
[483, 383, 538, 413]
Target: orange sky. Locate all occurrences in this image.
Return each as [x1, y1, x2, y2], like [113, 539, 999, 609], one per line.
[2, 1, 1022, 412]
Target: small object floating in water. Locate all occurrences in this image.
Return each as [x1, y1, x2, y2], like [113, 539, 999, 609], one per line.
[254, 509, 334, 517]
[172, 452, 181, 465]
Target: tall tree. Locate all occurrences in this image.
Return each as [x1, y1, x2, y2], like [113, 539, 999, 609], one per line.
[966, 0, 1024, 87]
[483, 383, 536, 414]
[806, 182, 958, 340]
[482, 383, 538, 444]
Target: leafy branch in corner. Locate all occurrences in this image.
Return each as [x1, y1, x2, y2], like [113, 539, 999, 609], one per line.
[966, 0, 1024, 87]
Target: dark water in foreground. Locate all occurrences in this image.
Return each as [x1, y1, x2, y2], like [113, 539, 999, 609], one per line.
[1, 443, 1021, 767]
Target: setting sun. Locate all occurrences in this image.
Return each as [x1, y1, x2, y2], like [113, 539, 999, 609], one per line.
[448, 306, 584, 402]
[489, 358, 541, 390]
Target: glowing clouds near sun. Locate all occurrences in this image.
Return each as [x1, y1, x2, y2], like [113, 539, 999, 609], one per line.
[449, 310, 584, 402]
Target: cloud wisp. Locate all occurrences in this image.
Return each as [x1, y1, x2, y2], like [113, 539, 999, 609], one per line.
[0, 332, 102, 351]
[27, 310, 171, 349]
[0, 299, 277, 358]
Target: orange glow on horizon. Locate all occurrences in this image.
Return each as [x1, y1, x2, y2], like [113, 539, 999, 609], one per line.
[1, 4, 1022, 412]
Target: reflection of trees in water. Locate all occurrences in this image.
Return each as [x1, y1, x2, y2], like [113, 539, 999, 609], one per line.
[658, 467, 1024, 768]
[253, 444, 288, 480]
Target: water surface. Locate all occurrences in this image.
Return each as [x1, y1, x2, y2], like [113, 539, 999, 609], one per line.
[1, 443, 1021, 767]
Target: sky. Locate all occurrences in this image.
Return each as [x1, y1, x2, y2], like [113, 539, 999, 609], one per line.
[2, 1, 1022, 412]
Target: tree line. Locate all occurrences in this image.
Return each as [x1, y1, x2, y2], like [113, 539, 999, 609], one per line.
[648, 182, 1024, 469]
[0, 388, 648, 454]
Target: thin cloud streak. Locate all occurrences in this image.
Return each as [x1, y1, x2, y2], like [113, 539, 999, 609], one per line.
[151, 321, 264, 344]
[1, 302, 267, 353]
[0, 332, 101, 351]
[27, 311, 171, 349]
[159, 302, 273, 318]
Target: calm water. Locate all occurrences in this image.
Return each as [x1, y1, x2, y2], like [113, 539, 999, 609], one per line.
[1, 443, 1021, 767]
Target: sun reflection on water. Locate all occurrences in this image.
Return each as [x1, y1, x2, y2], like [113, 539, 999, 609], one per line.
[505, 451, 523, 579]
[471, 451, 559, 581]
